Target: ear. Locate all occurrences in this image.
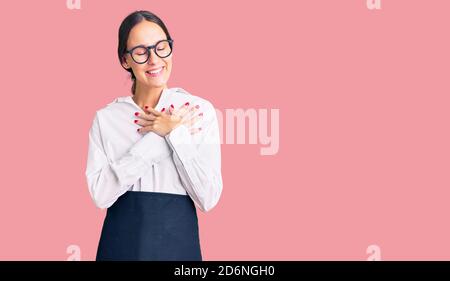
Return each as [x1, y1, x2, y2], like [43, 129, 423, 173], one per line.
[121, 56, 131, 69]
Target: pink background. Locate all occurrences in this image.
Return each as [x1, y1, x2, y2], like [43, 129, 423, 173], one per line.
[0, 0, 449, 260]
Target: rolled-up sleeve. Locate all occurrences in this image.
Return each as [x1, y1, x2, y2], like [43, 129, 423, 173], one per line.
[164, 101, 223, 212]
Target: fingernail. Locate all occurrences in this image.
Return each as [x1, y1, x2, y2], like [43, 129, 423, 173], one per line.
[195, 105, 200, 109]
[137, 128, 140, 132]
[170, 104, 174, 108]
[135, 112, 139, 116]
[144, 105, 148, 109]
[185, 102, 190, 106]
[198, 112, 203, 116]
[161, 108, 165, 112]
[134, 120, 138, 123]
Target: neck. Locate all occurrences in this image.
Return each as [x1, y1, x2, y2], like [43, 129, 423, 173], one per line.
[132, 82, 167, 110]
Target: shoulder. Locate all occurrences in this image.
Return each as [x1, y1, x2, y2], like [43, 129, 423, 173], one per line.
[97, 95, 131, 116]
[89, 96, 132, 131]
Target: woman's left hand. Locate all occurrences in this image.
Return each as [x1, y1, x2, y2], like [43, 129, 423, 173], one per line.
[134, 102, 202, 137]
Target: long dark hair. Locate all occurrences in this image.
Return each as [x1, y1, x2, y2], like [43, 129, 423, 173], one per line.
[118, 10, 173, 95]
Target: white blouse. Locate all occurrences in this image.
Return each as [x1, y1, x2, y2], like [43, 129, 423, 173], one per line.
[85, 87, 223, 212]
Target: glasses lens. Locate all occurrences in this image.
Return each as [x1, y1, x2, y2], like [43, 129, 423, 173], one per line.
[131, 46, 149, 63]
[155, 40, 172, 58]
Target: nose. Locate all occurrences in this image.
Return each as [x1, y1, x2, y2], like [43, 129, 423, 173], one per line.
[147, 48, 160, 65]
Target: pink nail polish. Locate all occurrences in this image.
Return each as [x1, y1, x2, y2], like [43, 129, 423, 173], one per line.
[195, 105, 200, 109]
[144, 105, 148, 109]
[170, 104, 174, 108]
[137, 128, 140, 132]
[198, 112, 203, 116]
[161, 108, 165, 112]
[185, 102, 190, 106]
[135, 112, 139, 116]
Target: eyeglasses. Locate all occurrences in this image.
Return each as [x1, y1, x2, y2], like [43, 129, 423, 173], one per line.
[126, 39, 174, 64]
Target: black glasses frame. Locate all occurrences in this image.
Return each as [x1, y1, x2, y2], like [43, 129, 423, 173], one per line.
[126, 39, 174, 64]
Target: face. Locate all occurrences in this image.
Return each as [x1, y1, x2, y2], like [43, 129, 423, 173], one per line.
[122, 20, 173, 90]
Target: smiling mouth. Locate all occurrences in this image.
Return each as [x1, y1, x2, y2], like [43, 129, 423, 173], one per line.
[145, 66, 164, 77]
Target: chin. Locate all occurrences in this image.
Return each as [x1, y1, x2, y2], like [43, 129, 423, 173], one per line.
[150, 78, 167, 86]
[137, 76, 165, 87]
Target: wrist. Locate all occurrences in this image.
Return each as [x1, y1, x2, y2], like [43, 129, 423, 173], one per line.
[166, 121, 182, 136]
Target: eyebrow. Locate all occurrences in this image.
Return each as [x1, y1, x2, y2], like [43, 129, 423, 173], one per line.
[129, 39, 168, 49]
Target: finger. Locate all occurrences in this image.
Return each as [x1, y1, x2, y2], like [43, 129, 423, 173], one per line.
[184, 113, 203, 127]
[189, 127, 202, 135]
[183, 104, 200, 120]
[140, 114, 157, 121]
[176, 107, 199, 127]
[143, 105, 162, 116]
[172, 102, 190, 118]
[168, 104, 175, 115]
[137, 125, 153, 134]
[135, 112, 156, 121]
[134, 119, 154, 126]
[177, 102, 191, 117]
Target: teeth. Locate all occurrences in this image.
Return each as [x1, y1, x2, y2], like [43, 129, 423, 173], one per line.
[147, 67, 163, 74]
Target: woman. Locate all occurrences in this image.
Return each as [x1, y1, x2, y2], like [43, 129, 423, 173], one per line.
[85, 10, 223, 261]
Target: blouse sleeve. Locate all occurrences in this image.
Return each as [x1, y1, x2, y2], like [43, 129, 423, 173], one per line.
[164, 101, 223, 212]
[85, 112, 171, 209]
